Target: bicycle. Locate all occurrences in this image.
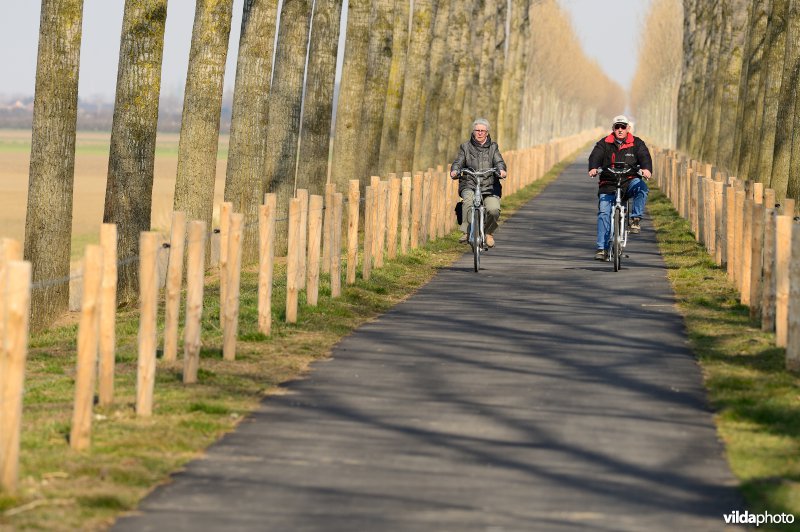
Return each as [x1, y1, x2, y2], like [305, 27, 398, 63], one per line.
[456, 167, 498, 272]
[595, 162, 641, 271]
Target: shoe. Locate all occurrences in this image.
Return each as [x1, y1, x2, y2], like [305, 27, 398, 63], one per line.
[486, 234, 495, 248]
[629, 217, 641, 234]
[594, 249, 606, 260]
[458, 233, 468, 244]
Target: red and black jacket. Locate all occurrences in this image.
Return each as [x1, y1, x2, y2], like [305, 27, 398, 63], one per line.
[588, 133, 653, 195]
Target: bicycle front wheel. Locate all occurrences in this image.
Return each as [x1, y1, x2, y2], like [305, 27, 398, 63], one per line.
[472, 209, 481, 272]
[613, 207, 622, 271]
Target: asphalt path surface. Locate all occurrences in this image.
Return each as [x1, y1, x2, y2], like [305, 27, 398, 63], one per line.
[114, 156, 745, 531]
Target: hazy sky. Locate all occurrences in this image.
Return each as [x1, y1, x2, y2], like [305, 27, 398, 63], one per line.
[1, 0, 651, 101]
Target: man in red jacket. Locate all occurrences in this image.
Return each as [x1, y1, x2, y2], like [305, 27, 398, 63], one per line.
[588, 115, 652, 260]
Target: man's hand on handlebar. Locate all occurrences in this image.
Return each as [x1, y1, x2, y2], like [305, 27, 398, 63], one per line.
[641, 169, 652, 180]
[588, 168, 598, 178]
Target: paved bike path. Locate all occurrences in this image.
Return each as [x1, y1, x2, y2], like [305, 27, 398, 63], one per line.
[114, 156, 744, 531]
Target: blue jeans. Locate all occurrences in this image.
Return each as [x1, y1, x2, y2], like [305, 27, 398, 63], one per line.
[596, 178, 649, 250]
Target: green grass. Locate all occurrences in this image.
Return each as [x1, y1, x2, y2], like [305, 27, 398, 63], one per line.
[0, 151, 577, 530]
[649, 187, 800, 530]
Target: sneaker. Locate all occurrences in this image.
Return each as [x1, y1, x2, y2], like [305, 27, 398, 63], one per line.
[594, 249, 606, 261]
[458, 233, 468, 244]
[486, 234, 495, 248]
[629, 217, 641, 234]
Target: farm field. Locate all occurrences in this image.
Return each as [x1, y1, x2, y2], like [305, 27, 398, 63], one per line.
[0, 129, 229, 258]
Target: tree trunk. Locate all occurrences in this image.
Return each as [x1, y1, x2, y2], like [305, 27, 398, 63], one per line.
[25, 0, 85, 330]
[224, 0, 280, 262]
[498, 0, 530, 150]
[377, 0, 411, 176]
[103, 0, 167, 305]
[263, 0, 314, 254]
[779, 0, 800, 200]
[330, 0, 371, 188]
[435, 0, 476, 161]
[296, 0, 343, 195]
[737, 0, 771, 178]
[753, 0, 789, 186]
[487, 0, 508, 131]
[173, 0, 234, 237]
[357, 0, 395, 180]
[394, 0, 437, 173]
[730, 0, 758, 174]
[414, 0, 452, 171]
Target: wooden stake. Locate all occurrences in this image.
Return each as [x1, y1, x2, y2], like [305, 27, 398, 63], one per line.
[400, 176, 412, 254]
[362, 186, 374, 281]
[776, 216, 793, 347]
[219, 202, 232, 329]
[98, 224, 118, 406]
[322, 183, 335, 274]
[70, 245, 103, 450]
[788, 222, 800, 370]
[749, 203, 765, 321]
[387, 177, 401, 259]
[0, 260, 30, 493]
[307, 195, 324, 304]
[136, 232, 159, 417]
[183, 221, 206, 384]
[223, 213, 244, 361]
[258, 194, 277, 335]
[741, 199, 753, 304]
[411, 174, 423, 249]
[762, 209, 777, 332]
[286, 199, 301, 323]
[375, 180, 387, 268]
[331, 193, 343, 298]
[346, 181, 360, 285]
[296, 189, 309, 289]
[163, 212, 186, 363]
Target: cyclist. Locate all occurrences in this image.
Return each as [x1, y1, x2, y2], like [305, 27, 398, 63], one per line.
[588, 115, 652, 260]
[450, 118, 507, 248]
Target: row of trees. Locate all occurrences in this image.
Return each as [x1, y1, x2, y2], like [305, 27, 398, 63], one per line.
[632, 0, 800, 205]
[24, 0, 619, 330]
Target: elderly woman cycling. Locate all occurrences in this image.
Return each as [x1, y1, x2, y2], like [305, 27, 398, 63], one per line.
[449, 118, 507, 248]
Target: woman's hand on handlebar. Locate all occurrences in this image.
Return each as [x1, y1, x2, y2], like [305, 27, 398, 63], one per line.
[499, 169, 507, 178]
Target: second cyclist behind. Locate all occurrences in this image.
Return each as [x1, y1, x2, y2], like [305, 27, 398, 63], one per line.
[588, 115, 653, 260]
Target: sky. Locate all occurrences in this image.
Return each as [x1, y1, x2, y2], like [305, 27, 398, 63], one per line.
[0, 0, 651, 102]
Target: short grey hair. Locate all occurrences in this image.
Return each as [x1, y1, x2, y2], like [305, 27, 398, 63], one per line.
[471, 118, 490, 132]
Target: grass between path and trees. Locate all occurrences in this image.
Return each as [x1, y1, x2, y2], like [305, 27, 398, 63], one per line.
[649, 187, 800, 528]
[0, 152, 578, 530]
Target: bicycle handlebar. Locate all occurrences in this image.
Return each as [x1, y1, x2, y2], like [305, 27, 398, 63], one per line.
[455, 167, 500, 180]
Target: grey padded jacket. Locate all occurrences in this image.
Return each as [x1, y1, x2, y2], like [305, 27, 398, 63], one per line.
[451, 134, 507, 197]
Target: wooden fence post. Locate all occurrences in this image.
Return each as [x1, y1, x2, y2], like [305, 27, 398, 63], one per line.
[749, 203, 765, 321]
[183, 221, 206, 384]
[387, 177, 401, 259]
[322, 183, 335, 274]
[296, 189, 309, 286]
[98, 224, 118, 406]
[734, 190, 745, 285]
[362, 186, 374, 281]
[375, 180, 387, 269]
[714, 181, 725, 266]
[70, 245, 104, 450]
[776, 216, 793, 347]
[346, 180, 360, 285]
[0, 260, 31, 493]
[331, 193, 343, 298]
[163, 212, 186, 363]
[0, 238, 23, 448]
[259, 194, 277, 335]
[223, 213, 244, 361]
[219, 202, 232, 329]
[741, 199, 754, 304]
[787, 222, 800, 370]
[421, 172, 432, 245]
[762, 209, 777, 332]
[137, 232, 159, 417]
[411, 174, 423, 249]
[400, 176, 412, 254]
[307, 195, 324, 304]
[286, 199, 302, 323]
[726, 186, 736, 279]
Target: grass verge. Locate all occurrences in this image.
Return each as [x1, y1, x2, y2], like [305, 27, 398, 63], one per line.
[0, 150, 579, 530]
[648, 187, 800, 528]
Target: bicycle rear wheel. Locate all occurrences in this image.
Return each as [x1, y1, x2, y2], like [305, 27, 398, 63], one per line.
[613, 207, 622, 271]
[472, 209, 481, 272]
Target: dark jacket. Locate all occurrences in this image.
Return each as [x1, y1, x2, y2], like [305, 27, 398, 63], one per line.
[588, 132, 653, 195]
[451, 134, 507, 197]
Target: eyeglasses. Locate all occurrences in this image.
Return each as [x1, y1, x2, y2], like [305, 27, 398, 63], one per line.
[473, 129, 488, 134]
[613, 124, 628, 130]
